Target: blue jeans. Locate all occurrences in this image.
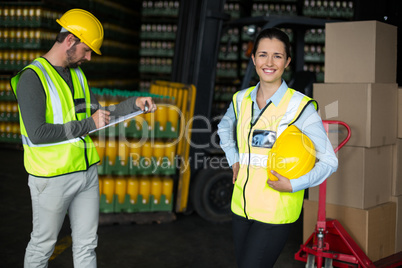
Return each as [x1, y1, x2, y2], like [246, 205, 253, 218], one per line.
[24, 165, 99, 268]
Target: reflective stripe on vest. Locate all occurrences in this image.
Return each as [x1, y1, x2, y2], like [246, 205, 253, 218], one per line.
[11, 58, 99, 177]
[21, 135, 82, 147]
[233, 87, 254, 121]
[30, 60, 64, 124]
[231, 87, 317, 224]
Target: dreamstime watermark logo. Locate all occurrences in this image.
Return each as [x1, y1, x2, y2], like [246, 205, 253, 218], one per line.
[63, 99, 340, 171]
[122, 152, 230, 174]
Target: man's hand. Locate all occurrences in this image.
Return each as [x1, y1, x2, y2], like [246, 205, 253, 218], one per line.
[91, 109, 110, 129]
[267, 170, 293, 192]
[136, 97, 156, 113]
[232, 162, 240, 184]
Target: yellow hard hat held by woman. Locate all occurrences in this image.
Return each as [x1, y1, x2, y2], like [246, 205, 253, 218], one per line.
[268, 125, 316, 181]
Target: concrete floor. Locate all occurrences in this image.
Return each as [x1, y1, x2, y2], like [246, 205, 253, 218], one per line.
[0, 146, 306, 268]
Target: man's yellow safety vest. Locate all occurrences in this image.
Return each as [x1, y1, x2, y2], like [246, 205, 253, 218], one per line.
[11, 57, 99, 177]
[232, 86, 317, 224]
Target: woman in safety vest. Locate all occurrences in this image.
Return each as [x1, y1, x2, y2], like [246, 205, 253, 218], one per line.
[217, 28, 338, 268]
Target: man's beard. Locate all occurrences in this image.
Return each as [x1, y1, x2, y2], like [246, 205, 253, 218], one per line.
[66, 44, 84, 68]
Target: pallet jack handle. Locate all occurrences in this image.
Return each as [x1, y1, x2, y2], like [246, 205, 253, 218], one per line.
[317, 121, 351, 230]
[322, 120, 351, 154]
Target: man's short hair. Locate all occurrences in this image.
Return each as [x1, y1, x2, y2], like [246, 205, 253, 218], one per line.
[55, 31, 80, 44]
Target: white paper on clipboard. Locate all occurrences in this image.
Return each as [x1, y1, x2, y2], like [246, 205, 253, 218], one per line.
[89, 110, 144, 134]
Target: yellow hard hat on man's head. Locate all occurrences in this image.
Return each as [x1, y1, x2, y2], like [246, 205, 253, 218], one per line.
[56, 9, 104, 55]
[268, 125, 316, 181]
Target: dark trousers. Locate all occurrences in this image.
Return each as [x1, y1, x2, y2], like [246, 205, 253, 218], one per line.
[232, 213, 293, 268]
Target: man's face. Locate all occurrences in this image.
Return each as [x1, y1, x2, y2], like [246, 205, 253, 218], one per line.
[66, 39, 92, 68]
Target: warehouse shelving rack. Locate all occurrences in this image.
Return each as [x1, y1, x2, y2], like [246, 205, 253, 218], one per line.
[138, 0, 180, 92]
[213, 0, 356, 114]
[0, 0, 142, 143]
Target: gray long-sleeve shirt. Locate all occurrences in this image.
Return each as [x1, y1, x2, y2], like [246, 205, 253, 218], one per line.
[16, 64, 139, 144]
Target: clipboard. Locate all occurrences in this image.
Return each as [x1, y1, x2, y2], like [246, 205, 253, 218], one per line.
[88, 110, 144, 134]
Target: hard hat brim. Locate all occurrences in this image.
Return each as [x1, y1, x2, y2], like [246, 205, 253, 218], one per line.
[56, 9, 103, 55]
[57, 19, 102, 55]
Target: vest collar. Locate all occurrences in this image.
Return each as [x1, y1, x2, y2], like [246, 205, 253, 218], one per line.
[247, 80, 289, 107]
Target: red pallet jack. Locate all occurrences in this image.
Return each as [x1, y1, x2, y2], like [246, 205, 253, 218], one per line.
[295, 120, 402, 268]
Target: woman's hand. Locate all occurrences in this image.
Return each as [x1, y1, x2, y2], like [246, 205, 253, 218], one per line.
[232, 162, 240, 184]
[267, 170, 293, 192]
[135, 97, 156, 113]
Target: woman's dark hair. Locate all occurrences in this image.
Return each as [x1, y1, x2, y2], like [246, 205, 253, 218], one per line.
[252, 28, 291, 59]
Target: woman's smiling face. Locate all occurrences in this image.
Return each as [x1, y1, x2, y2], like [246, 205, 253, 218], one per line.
[252, 37, 291, 87]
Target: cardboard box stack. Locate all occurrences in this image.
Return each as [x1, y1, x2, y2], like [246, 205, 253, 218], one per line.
[305, 21, 401, 262]
[393, 89, 402, 253]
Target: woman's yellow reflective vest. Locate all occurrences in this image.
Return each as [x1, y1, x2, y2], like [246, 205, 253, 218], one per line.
[232, 86, 317, 224]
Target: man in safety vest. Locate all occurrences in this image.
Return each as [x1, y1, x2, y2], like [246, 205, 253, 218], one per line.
[11, 9, 156, 268]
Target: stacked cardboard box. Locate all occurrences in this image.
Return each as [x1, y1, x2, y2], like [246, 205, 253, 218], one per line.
[392, 92, 402, 252]
[304, 21, 400, 262]
[398, 88, 402, 139]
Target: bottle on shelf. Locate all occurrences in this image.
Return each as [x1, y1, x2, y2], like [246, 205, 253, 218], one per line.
[162, 176, 173, 204]
[102, 176, 115, 204]
[92, 136, 105, 165]
[167, 96, 179, 132]
[106, 137, 118, 166]
[151, 176, 162, 204]
[127, 177, 139, 204]
[114, 176, 127, 204]
[141, 139, 153, 162]
[164, 140, 177, 167]
[155, 95, 168, 131]
[118, 140, 130, 167]
[0, 102, 6, 118]
[139, 176, 151, 204]
[153, 139, 165, 168]
[129, 138, 141, 168]
[11, 122, 20, 139]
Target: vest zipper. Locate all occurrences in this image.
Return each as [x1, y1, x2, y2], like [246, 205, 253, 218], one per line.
[243, 121, 253, 219]
[242, 101, 272, 219]
[72, 76, 90, 170]
[78, 137, 89, 169]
